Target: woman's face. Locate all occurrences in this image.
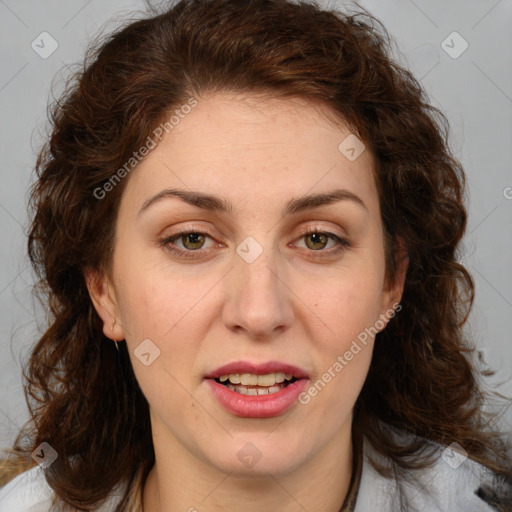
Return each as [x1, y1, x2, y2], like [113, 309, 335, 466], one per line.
[88, 91, 404, 478]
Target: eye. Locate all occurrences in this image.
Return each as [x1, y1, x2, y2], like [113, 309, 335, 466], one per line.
[293, 227, 350, 258]
[301, 232, 336, 250]
[159, 225, 350, 260]
[171, 232, 209, 251]
[159, 229, 215, 257]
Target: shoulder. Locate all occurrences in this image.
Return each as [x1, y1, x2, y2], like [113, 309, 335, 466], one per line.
[0, 467, 126, 512]
[354, 431, 512, 512]
[0, 466, 53, 512]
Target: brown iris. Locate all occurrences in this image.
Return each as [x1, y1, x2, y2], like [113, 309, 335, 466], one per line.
[180, 233, 206, 250]
[305, 233, 328, 250]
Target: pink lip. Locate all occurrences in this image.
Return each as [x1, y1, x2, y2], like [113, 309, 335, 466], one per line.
[205, 378, 309, 418]
[204, 360, 310, 418]
[204, 360, 310, 379]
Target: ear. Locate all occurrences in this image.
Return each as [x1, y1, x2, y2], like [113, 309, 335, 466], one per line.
[380, 236, 408, 320]
[83, 266, 126, 341]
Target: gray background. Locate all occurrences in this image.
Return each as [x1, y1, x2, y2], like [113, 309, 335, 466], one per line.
[0, 0, 511, 453]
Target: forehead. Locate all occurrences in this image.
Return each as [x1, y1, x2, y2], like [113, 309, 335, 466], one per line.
[160, 91, 357, 156]
[121, 91, 378, 218]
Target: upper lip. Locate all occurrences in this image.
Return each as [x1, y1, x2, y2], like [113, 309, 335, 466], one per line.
[205, 360, 310, 380]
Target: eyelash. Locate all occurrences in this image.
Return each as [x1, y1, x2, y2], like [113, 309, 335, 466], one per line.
[159, 226, 350, 260]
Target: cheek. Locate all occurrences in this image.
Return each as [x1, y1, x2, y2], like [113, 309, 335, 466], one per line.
[303, 289, 377, 422]
[114, 251, 212, 341]
[312, 350, 372, 431]
[302, 267, 384, 400]
[116, 272, 201, 418]
[113, 261, 214, 390]
[308, 268, 385, 340]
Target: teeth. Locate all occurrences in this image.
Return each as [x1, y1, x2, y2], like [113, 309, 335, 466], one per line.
[257, 374, 275, 386]
[219, 372, 298, 396]
[226, 383, 286, 395]
[218, 372, 294, 386]
[241, 373, 258, 386]
[275, 372, 286, 383]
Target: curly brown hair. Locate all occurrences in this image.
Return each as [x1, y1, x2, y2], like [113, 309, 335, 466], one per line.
[7, 0, 511, 510]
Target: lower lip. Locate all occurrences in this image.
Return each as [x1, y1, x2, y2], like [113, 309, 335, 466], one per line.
[205, 378, 309, 418]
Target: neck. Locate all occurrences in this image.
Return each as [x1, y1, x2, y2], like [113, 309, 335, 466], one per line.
[142, 420, 354, 512]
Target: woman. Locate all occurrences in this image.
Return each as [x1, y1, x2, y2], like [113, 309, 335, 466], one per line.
[0, 0, 511, 510]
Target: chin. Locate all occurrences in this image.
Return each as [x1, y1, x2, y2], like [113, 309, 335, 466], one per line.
[205, 439, 306, 478]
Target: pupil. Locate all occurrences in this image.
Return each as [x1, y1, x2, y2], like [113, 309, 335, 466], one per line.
[308, 233, 326, 249]
[185, 233, 203, 249]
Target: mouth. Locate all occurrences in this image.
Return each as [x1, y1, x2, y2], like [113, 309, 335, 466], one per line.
[213, 372, 299, 396]
[204, 361, 309, 418]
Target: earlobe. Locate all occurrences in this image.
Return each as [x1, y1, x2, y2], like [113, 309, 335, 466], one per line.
[83, 266, 125, 341]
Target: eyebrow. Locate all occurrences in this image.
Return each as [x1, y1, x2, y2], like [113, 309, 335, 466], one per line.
[137, 187, 368, 218]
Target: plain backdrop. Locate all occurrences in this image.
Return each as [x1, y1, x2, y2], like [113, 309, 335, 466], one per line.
[0, 0, 511, 453]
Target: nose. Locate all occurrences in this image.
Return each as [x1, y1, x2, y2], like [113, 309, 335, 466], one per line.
[222, 243, 294, 340]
